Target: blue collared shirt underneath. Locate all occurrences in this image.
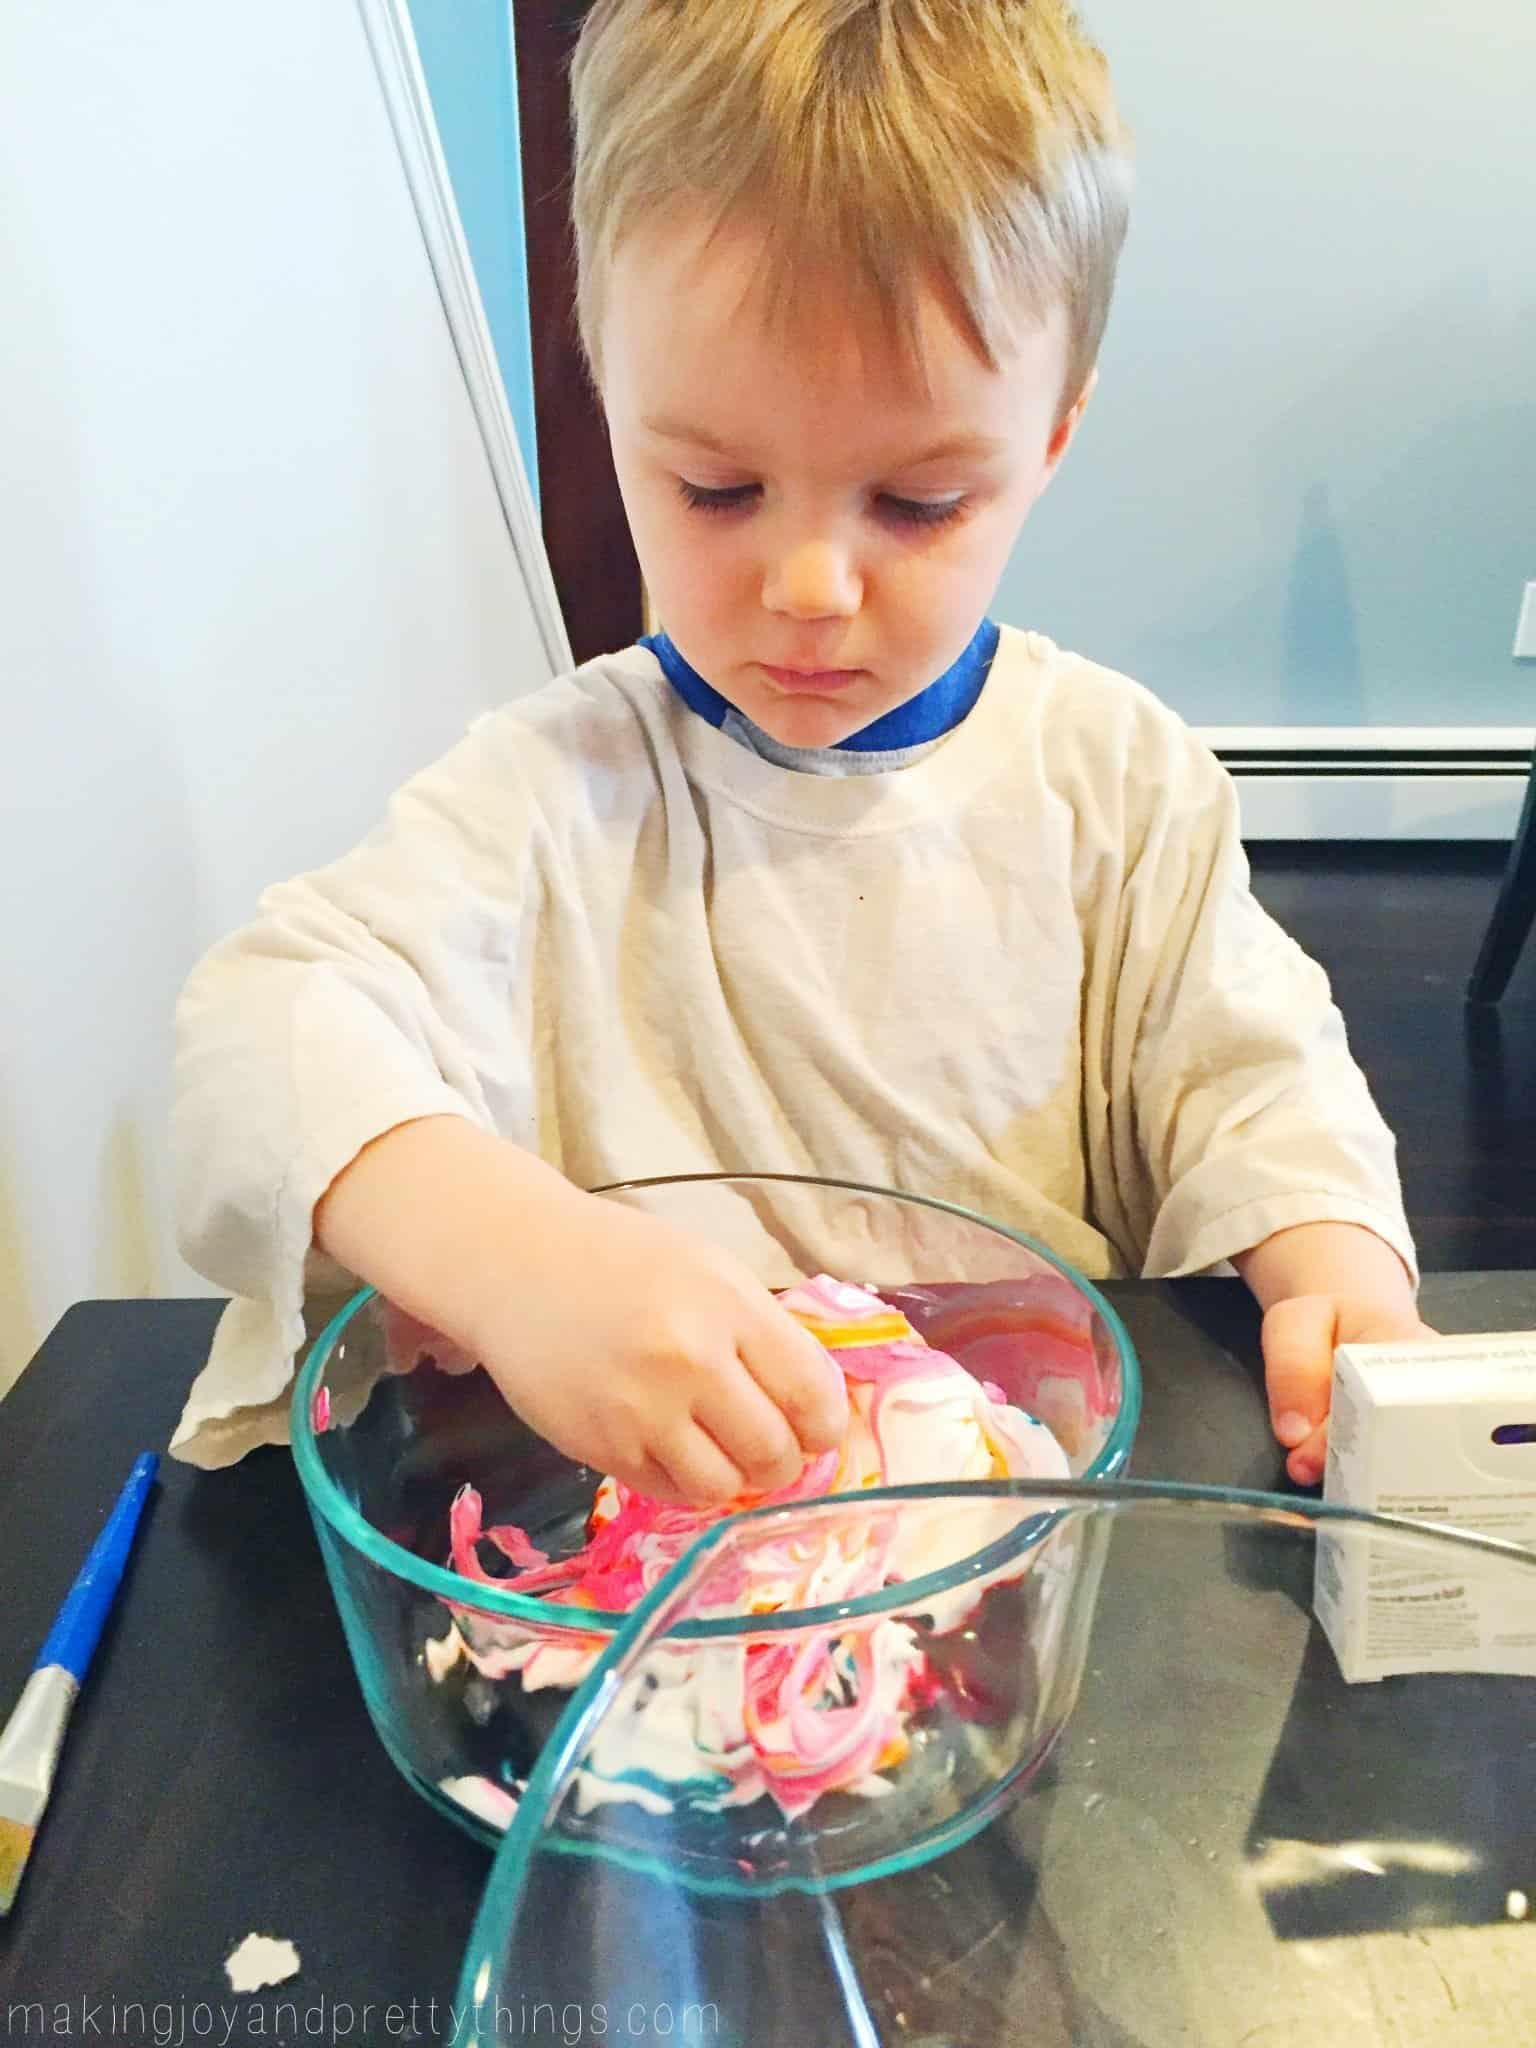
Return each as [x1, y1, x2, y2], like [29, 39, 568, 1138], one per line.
[642, 618, 1000, 774]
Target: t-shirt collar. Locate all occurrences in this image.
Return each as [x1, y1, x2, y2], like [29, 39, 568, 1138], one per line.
[641, 618, 1000, 753]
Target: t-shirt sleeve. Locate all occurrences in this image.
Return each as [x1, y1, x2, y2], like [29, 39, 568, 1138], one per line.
[168, 714, 544, 1467]
[1075, 692, 1417, 1285]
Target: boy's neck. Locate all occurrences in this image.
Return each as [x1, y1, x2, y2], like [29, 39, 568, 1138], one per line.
[643, 619, 1000, 772]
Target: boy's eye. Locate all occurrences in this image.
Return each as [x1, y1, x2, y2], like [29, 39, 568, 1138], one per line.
[877, 494, 966, 529]
[674, 480, 967, 528]
[677, 480, 759, 513]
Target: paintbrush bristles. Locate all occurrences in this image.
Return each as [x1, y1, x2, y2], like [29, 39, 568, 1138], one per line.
[0, 1813, 36, 1915]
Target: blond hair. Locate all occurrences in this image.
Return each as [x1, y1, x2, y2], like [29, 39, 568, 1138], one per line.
[570, 0, 1133, 414]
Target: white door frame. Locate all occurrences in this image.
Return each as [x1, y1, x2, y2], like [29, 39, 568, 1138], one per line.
[355, 0, 572, 678]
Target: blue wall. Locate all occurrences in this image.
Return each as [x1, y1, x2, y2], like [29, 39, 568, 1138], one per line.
[406, 0, 539, 502]
[996, 0, 1535, 727]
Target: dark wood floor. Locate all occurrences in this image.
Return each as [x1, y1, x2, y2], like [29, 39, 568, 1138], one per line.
[1246, 843, 1536, 1271]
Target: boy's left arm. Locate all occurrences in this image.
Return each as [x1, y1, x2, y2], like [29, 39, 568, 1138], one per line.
[1232, 1221, 1434, 1486]
[1080, 694, 1424, 1481]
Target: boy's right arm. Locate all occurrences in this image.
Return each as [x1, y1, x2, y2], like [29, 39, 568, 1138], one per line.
[311, 1118, 847, 1507]
[172, 712, 844, 1493]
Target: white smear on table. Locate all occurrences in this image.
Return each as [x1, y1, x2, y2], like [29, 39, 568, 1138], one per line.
[225, 1933, 301, 1992]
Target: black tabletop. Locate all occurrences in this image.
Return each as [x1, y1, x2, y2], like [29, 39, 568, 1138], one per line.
[3, 1274, 1534, 2039]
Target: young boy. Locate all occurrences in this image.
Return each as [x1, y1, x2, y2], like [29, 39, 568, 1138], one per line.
[170, 0, 1426, 1496]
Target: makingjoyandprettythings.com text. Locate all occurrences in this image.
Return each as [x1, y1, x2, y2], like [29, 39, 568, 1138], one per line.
[1, 1997, 723, 2048]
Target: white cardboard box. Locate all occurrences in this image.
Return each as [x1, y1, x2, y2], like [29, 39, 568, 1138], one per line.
[1315, 1331, 1536, 1682]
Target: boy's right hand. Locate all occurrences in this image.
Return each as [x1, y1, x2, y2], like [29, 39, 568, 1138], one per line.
[468, 1189, 850, 1505]
[316, 1118, 849, 1507]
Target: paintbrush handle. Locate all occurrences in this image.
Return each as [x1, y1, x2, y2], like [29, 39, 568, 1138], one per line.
[33, 1453, 159, 1683]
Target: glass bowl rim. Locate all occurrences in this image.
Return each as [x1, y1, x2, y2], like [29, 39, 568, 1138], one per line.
[452, 1477, 1536, 2015]
[290, 1170, 1143, 1636]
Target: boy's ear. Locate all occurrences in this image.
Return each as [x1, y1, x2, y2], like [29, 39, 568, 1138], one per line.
[1045, 367, 1098, 469]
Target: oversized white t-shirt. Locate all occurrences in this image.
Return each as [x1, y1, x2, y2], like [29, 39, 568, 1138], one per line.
[169, 628, 1415, 1466]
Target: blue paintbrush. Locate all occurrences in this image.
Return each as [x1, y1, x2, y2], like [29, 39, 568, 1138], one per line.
[0, 1452, 159, 1912]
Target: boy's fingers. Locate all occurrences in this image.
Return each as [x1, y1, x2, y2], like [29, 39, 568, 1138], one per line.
[622, 1452, 694, 1506]
[657, 1422, 749, 1508]
[740, 1310, 850, 1455]
[1262, 1294, 1338, 1445]
[1285, 1417, 1330, 1489]
[692, 1374, 804, 1493]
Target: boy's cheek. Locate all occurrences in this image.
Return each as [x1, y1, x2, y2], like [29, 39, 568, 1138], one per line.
[626, 489, 712, 587]
[654, 544, 747, 640]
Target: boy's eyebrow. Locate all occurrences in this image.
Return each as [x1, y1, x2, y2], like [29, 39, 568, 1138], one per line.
[897, 431, 1008, 469]
[641, 417, 1007, 469]
[642, 418, 742, 455]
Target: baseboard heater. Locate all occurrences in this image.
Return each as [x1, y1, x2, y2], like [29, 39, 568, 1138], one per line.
[1194, 727, 1533, 842]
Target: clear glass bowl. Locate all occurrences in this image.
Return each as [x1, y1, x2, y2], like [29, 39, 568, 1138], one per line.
[290, 1173, 1141, 1849]
[453, 1482, 1536, 2048]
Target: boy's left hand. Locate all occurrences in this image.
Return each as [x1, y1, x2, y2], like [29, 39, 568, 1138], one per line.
[1232, 1222, 1428, 1488]
[1261, 1294, 1435, 1487]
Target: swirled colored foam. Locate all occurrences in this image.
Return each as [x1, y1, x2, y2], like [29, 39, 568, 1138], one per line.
[431, 1275, 1069, 1821]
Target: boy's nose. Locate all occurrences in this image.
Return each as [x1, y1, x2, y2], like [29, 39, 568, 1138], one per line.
[762, 541, 862, 621]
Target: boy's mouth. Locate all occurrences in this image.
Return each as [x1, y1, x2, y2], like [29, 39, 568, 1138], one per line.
[759, 664, 866, 695]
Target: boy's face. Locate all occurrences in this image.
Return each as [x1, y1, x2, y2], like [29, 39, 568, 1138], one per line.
[600, 207, 1091, 750]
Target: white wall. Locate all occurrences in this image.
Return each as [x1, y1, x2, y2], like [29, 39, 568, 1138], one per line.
[0, 0, 560, 1393]
[1000, 0, 1535, 728]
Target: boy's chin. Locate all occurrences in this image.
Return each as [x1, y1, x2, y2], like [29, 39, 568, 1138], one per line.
[745, 693, 879, 753]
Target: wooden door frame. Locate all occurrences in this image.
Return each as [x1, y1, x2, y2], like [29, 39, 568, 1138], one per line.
[513, 3, 644, 664]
